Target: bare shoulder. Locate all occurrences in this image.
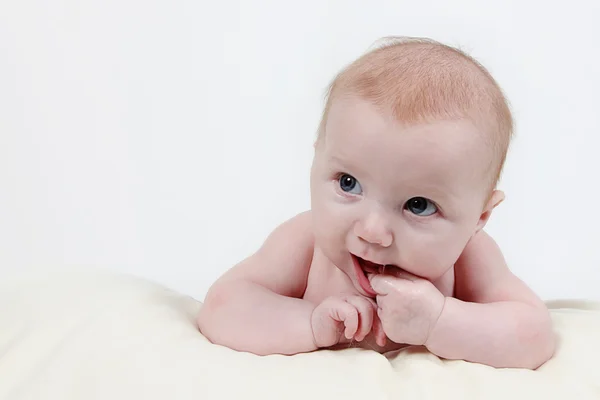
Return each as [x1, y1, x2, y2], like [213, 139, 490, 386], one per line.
[213, 211, 315, 298]
[454, 230, 544, 307]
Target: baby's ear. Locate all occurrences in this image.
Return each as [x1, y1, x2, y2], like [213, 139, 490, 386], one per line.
[475, 190, 505, 232]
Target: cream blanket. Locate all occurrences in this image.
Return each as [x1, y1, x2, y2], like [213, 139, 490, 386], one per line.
[0, 270, 598, 399]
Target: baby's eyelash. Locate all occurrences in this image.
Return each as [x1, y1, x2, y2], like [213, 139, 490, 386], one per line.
[398, 198, 444, 216]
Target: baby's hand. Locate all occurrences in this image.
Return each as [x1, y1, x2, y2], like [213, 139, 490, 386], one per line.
[368, 270, 445, 346]
[311, 295, 387, 348]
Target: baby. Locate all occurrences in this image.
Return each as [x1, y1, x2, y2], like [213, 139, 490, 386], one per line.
[197, 37, 556, 369]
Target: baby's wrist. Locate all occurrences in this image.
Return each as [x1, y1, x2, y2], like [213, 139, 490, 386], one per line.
[308, 303, 323, 350]
[424, 295, 448, 349]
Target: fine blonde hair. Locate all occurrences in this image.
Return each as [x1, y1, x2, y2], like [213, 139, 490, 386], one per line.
[317, 37, 513, 186]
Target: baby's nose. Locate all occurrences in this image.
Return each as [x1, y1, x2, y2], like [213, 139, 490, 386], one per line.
[354, 211, 393, 248]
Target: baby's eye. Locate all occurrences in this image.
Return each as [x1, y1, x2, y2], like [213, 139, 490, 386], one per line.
[338, 174, 362, 195]
[405, 197, 437, 216]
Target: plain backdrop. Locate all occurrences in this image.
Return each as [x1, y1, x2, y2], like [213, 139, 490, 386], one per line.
[1, 0, 599, 302]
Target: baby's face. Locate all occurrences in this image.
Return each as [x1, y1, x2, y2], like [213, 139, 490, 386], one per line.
[310, 96, 496, 296]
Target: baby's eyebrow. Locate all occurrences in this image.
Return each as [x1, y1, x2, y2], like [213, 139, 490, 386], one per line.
[393, 182, 456, 204]
[328, 152, 349, 162]
[327, 154, 354, 169]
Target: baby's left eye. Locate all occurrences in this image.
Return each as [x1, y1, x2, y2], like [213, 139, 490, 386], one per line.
[338, 174, 362, 195]
[404, 197, 437, 216]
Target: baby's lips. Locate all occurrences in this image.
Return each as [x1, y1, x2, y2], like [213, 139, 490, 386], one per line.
[364, 265, 388, 276]
[356, 256, 393, 276]
[365, 273, 379, 297]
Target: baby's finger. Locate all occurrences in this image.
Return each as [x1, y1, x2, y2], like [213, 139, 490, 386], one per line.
[345, 296, 373, 341]
[327, 299, 357, 340]
[361, 297, 387, 347]
[335, 302, 359, 340]
[373, 313, 387, 347]
[383, 267, 421, 282]
[368, 273, 396, 295]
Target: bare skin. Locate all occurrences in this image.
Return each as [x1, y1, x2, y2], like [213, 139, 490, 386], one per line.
[198, 97, 555, 369]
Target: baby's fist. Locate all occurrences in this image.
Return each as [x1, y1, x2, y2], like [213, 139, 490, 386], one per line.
[310, 295, 386, 348]
[369, 271, 445, 346]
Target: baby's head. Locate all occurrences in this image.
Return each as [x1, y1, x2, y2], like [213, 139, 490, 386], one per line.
[309, 37, 513, 292]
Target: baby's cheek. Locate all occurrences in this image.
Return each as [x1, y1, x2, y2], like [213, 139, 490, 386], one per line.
[405, 240, 452, 278]
[428, 241, 465, 273]
[313, 209, 344, 247]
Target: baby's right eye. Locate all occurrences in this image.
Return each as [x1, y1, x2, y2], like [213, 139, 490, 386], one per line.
[338, 174, 362, 195]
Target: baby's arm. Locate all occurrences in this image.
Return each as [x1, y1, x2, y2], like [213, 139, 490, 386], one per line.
[197, 212, 317, 356]
[425, 230, 556, 369]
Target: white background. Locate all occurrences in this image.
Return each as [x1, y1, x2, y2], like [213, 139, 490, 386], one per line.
[1, 0, 598, 301]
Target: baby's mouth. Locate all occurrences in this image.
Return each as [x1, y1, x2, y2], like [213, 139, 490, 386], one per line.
[356, 257, 385, 275]
[351, 255, 377, 296]
[355, 255, 405, 277]
[355, 255, 401, 275]
[351, 254, 400, 296]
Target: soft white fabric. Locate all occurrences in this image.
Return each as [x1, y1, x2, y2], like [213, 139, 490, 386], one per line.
[0, 270, 599, 399]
